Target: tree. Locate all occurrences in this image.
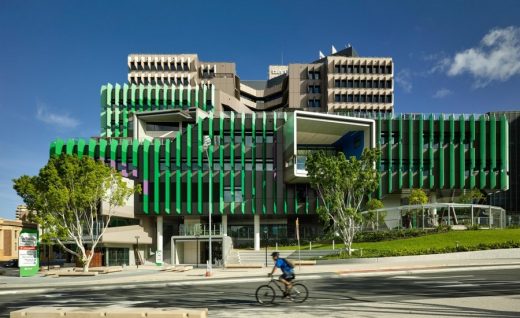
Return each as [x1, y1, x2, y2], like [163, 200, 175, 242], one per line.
[457, 189, 484, 204]
[13, 154, 138, 272]
[306, 148, 380, 256]
[405, 189, 429, 228]
[363, 198, 385, 231]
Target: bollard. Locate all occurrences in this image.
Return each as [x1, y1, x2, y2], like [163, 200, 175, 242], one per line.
[332, 240, 335, 250]
[276, 243, 278, 251]
[309, 241, 312, 250]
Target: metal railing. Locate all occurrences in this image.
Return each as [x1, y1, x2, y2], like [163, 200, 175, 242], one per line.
[178, 223, 223, 236]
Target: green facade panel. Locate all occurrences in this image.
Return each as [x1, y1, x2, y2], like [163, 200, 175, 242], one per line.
[490, 114, 497, 189]
[154, 139, 160, 214]
[479, 115, 487, 188]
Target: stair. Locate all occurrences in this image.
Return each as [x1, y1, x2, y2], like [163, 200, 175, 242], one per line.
[227, 249, 295, 266]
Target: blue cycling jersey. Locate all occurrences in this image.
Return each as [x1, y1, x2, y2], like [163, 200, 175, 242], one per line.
[275, 258, 294, 274]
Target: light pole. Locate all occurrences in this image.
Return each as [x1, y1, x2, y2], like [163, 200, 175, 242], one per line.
[264, 228, 268, 267]
[134, 235, 140, 269]
[203, 135, 213, 277]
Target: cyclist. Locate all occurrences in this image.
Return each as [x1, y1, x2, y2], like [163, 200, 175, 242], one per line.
[269, 251, 295, 298]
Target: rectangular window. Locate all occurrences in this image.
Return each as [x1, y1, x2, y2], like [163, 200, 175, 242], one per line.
[361, 80, 366, 88]
[334, 79, 341, 88]
[367, 81, 372, 88]
[374, 95, 379, 103]
[367, 95, 373, 103]
[360, 95, 366, 103]
[335, 94, 341, 102]
[341, 65, 347, 73]
[347, 94, 354, 103]
[342, 94, 348, 102]
[380, 80, 385, 88]
[341, 80, 347, 87]
[374, 81, 379, 88]
[386, 80, 392, 88]
[354, 95, 360, 103]
[347, 80, 353, 88]
[367, 66, 372, 74]
[361, 66, 366, 74]
[386, 65, 392, 74]
[347, 65, 353, 73]
[354, 66, 360, 74]
[334, 65, 341, 73]
[354, 80, 359, 88]
[386, 95, 392, 103]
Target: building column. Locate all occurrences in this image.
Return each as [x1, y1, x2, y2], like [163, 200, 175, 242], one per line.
[156, 215, 163, 265]
[254, 214, 260, 251]
[430, 192, 438, 227]
[222, 214, 228, 236]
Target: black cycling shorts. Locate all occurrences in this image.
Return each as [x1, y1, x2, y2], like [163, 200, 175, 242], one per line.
[280, 272, 295, 282]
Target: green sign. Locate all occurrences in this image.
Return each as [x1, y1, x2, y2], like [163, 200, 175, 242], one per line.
[19, 228, 39, 277]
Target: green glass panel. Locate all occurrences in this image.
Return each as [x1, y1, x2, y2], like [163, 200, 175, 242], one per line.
[186, 124, 192, 214]
[398, 115, 403, 190]
[123, 83, 129, 107]
[408, 116, 414, 189]
[132, 139, 139, 177]
[121, 139, 128, 176]
[418, 115, 424, 188]
[469, 115, 476, 188]
[99, 139, 107, 160]
[88, 139, 96, 159]
[439, 114, 445, 188]
[130, 84, 137, 111]
[197, 117, 203, 214]
[272, 112, 277, 214]
[155, 85, 160, 109]
[449, 115, 455, 189]
[429, 114, 434, 189]
[500, 115, 509, 189]
[459, 115, 465, 189]
[230, 112, 235, 214]
[202, 85, 207, 111]
[154, 139, 160, 214]
[66, 139, 75, 155]
[479, 115, 487, 188]
[209, 112, 214, 217]
[165, 139, 171, 214]
[262, 112, 267, 214]
[110, 139, 118, 170]
[138, 84, 144, 111]
[490, 114, 497, 189]
[176, 131, 182, 214]
[143, 139, 150, 214]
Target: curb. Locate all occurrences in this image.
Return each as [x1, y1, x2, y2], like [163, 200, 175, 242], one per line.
[1, 262, 520, 296]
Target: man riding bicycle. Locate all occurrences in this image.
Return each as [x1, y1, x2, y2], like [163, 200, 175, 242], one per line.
[269, 251, 295, 298]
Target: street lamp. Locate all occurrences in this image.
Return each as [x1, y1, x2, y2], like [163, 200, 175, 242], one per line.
[203, 135, 213, 277]
[134, 235, 140, 269]
[264, 228, 268, 267]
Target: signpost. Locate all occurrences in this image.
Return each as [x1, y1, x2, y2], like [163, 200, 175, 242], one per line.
[296, 218, 301, 271]
[18, 228, 39, 277]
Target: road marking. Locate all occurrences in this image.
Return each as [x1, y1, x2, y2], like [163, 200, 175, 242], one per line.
[438, 283, 479, 288]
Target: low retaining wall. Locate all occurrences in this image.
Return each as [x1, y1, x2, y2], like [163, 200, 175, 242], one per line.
[10, 307, 208, 318]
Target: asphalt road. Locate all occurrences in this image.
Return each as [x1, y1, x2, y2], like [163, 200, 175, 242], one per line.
[1, 268, 520, 317]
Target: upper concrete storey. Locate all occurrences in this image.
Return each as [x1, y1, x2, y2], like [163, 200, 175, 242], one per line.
[124, 46, 393, 114]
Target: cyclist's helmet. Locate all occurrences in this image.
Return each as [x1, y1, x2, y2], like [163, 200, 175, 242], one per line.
[271, 251, 280, 258]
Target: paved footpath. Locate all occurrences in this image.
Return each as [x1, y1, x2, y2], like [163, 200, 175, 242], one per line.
[1, 248, 519, 294]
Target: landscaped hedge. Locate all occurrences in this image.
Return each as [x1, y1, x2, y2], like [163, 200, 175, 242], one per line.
[354, 227, 451, 243]
[338, 240, 520, 258]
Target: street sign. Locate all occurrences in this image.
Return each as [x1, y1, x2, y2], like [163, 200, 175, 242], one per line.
[19, 228, 39, 277]
[155, 250, 163, 265]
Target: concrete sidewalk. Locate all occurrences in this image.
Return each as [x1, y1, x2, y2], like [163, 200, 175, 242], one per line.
[1, 248, 519, 294]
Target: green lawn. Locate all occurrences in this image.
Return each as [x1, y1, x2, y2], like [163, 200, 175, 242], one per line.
[278, 229, 520, 258]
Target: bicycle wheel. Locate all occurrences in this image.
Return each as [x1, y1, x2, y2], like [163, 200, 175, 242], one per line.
[256, 285, 276, 304]
[290, 283, 309, 303]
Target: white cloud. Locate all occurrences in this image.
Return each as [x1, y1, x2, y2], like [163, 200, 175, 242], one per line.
[36, 102, 79, 129]
[433, 88, 453, 99]
[447, 26, 520, 87]
[395, 69, 413, 93]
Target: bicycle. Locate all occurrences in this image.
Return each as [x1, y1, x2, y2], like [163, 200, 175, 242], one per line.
[255, 277, 309, 304]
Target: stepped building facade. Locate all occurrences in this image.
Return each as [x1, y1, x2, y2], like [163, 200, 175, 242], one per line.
[50, 48, 510, 267]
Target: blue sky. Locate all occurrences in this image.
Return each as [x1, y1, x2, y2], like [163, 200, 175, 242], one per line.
[0, 0, 519, 219]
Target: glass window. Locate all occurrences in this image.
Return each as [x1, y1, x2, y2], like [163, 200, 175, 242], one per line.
[361, 66, 366, 74]
[335, 94, 341, 102]
[342, 94, 348, 102]
[367, 66, 372, 74]
[341, 65, 347, 73]
[334, 79, 341, 87]
[360, 95, 366, 103]
[347, 95, 353, 103]
[367, 95, 373, 103]
[354, 80, 359, 88]
[354, 95, 360, 103]
[386, 95, 392, 103]
[354, 66, 359, 74]
[386, 80, 392, 88]
[374, 81, 379, 88]
[361, 81, 366, 88]
[367, 81, 372, 88]
[341, 80, 347, 87]
[379, 66, 385, 74]
[347, 80, 353, 88]
[347, 65, 353, 73]
[334, 65, 341, 73]
[386, 65, 392, 74]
